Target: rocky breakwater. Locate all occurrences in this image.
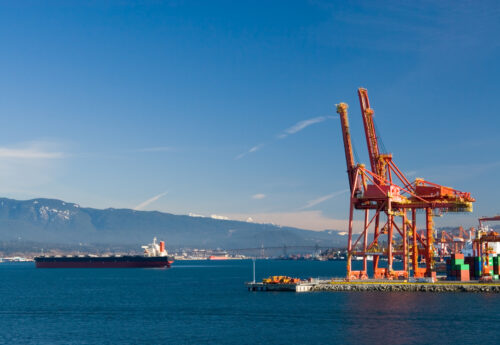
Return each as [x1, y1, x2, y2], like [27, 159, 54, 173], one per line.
[312, 282, 500, 293]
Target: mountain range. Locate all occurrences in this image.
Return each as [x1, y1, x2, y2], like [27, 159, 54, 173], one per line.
[0, 197, 347, 250]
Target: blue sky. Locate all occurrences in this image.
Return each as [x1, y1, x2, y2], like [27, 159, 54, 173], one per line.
[0, 1, 499, 230]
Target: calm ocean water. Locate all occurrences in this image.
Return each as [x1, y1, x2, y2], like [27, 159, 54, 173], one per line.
[0, 260, 498, 345]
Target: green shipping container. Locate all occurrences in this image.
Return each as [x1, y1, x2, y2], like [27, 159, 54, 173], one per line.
[453, 264, 469, 270]
[452, 259, 464, 265]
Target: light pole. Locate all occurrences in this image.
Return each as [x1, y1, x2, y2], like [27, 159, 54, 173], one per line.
[252, 257, 256, 283]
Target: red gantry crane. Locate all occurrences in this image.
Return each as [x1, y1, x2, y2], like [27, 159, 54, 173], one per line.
[438, 226, 475, 257]
[439, 230, 455, 257]
[336, 88, 475, 280]
[473, 216, 500, 280]
[474, 216, 500, 257]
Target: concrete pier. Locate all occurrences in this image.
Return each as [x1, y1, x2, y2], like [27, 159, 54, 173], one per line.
[247, 281, 500, 293]
[247, 282, 314, 292]
[314, 281, 500, 293]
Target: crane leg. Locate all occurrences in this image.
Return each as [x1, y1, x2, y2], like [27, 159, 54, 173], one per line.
[346, 199, 354, 280]
[362, 209, 369, 274]
[425, 208, 435, 278]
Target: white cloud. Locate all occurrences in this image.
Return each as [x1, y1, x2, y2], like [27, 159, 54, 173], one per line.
[210, 214, 229, 220]
[252, 193, 266, 200]
[300, 189, 349, 210]
[134, 192, 168, 210]
[0, 145, 64, 159]
[224, 210, 364, 232]
[189, 212, 231, 220]
[0, 141, 68, 196]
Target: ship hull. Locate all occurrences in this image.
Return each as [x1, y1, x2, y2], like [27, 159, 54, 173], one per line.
[208, 256, 229, 260]
[35, 256, 173, 268]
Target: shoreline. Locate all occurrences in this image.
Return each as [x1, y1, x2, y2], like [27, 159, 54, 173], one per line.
[247, 281, 500, 293]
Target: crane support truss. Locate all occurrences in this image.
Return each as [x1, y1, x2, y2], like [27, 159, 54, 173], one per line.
[438, 226, 474, 257]
[479, 216, 500, 229]
[336, 90, 475, 280]
[474, 216, 500, 261]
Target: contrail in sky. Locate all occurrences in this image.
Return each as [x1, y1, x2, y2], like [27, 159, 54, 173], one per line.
[235, 115, 337, 160]
[235, 144, 265, 160]
[278, 116, 337, 139]
[134, 192, 168, 210]
[299, 189, 349, 210]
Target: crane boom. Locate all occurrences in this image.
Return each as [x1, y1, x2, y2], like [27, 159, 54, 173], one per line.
[358, 88, 381, 177]
[479, 215, 500, 228]
[336, 103, 356, 192]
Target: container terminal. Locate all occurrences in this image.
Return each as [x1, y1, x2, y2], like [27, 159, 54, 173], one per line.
[248, 88, 500, 292]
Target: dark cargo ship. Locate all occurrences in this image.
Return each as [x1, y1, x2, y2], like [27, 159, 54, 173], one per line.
[35, 238, 173, 268]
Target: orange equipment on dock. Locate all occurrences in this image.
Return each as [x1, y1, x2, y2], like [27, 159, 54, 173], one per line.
[262, 276, 301, 284]
[336, 88, 475, 280]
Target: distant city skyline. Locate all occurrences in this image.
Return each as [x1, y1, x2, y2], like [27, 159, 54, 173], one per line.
[0, 1, 499, 231]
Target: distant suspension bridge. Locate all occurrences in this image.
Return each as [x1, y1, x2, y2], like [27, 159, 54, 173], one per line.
[224, 245, 341, 257]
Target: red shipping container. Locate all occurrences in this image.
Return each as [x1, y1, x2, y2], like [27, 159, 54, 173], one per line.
[457, 270, 470, 281]
[452, 253, 464, 260]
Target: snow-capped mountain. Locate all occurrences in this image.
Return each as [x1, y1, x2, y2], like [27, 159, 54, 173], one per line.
[0, 197, 347, 248]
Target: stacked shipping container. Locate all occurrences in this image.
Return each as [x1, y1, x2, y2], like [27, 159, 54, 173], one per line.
[447, 254, 499, 280]
[489, 255, 499, 280]
[446, 254, 469, 281]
